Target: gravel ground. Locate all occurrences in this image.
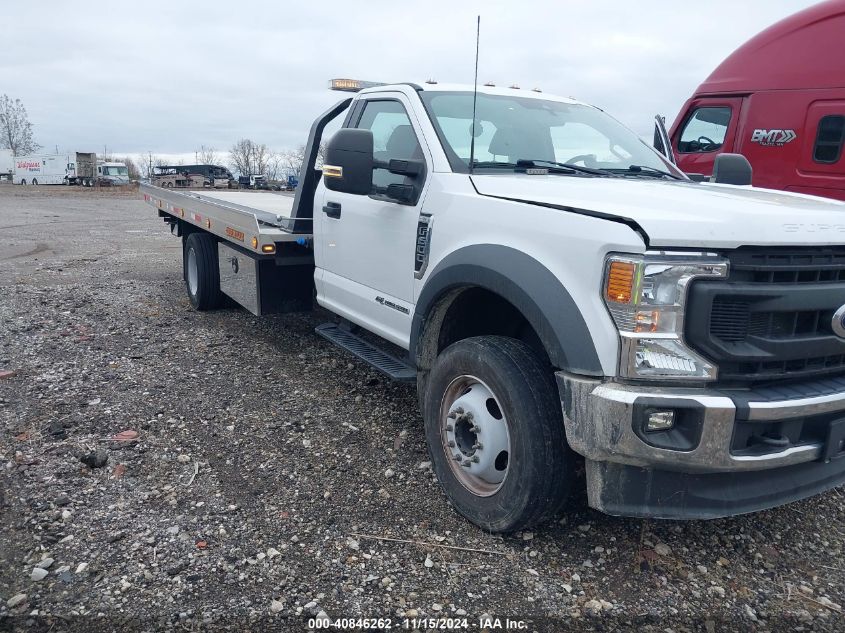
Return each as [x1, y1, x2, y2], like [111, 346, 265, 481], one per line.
[1, 185, 844, 632]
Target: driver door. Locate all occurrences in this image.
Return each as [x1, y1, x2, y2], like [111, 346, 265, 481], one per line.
[672, 97, 743, 177]
[315, 94, 431, 348]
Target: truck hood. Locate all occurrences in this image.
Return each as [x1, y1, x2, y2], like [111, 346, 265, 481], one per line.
[471, 174, 845, 248]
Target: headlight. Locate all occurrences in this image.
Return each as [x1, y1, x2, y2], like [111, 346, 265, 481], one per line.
[603, 252, 728, 381]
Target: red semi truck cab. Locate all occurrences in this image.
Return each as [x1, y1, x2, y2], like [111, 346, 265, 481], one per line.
[669, 0, 845, 201]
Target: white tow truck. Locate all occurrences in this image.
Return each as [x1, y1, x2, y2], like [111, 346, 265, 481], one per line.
[142, 79, 845, 532]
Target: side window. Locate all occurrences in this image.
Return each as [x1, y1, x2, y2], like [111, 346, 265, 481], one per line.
[814, 115, 845, 164]
[356, 100, 423, 189]
[678, 107, 731, 153]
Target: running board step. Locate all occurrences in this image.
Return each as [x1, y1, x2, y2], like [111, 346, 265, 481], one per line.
[315, 323, 416, 382]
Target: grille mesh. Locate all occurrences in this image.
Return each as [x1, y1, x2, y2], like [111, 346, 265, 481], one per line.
[688, 247, 845, 386]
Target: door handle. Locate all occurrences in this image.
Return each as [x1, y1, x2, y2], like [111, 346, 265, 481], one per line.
[322, 201, 341, 219]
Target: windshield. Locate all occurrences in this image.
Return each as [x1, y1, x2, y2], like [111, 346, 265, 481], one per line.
[104, 166, 129, 176]
[420, 91, 683, 177]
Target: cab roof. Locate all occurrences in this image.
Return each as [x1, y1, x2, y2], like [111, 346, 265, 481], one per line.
[697, 0, 845, 94]
[359, 82, 587, 107]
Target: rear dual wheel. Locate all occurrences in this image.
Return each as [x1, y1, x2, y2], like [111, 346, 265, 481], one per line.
[422, 336, 573, 533]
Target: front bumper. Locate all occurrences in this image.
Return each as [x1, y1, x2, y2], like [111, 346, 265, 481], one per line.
[558, 373, 845, 518]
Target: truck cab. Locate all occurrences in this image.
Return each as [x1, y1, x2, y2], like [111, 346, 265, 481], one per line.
[97, 161, 130, 185]
[669, 0, 845, 201]
[144, 78, 845, 533]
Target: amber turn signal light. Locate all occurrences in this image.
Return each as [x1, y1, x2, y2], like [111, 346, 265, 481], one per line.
[606, 261, 635, 304]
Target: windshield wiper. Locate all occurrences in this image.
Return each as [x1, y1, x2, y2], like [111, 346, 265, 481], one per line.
[471, 161, 520, 169]
[519, 158, 614, 176]
[471, 160, 581, 175]
[609, 164, 684, 180]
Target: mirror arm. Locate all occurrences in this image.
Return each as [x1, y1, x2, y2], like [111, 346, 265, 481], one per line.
[372, 158, 423, 177]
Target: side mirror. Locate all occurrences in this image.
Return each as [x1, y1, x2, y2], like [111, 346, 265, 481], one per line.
[323, 128, 374, 195]
[711, 153, 753, 186]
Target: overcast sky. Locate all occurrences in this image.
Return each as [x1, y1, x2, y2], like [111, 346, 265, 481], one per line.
[1, 0, 817, 164]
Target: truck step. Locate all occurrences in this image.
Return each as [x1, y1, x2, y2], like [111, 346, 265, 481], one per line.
[315, 323, 416, 382]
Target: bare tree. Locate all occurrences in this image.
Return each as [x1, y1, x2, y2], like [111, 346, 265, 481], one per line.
[229, 139, 251, 176]
[0, 95, 40, 155]
[139, 154, 169, 179]
[266, 153, 285, 181]
[280, 142, 326, 177]
[139, 154, 156, 179]
[281, 145, 305, 177]
[197, 145, 219, 165]
[230, 139, 271, 176]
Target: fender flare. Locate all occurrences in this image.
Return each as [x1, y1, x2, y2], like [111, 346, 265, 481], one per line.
[411, 244, 603, 375]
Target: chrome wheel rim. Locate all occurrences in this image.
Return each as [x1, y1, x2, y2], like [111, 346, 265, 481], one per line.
[187, 248, 198, 296]
[440, 375, 511, 497]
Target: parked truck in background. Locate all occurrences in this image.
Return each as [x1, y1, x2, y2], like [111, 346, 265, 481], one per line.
[0, 149, 12, 181]
[12, 152, 127, 186]
[142, 78, 845, 533]
[669, 0, 845, 201]
[66, 152, 97, 186]
[13, 154, 70, 185]
[96, 160, 130, 186]
[237, 174, 269, 189]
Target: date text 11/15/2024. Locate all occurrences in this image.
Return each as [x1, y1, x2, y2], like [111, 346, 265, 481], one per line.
[307, 617, 529, 630]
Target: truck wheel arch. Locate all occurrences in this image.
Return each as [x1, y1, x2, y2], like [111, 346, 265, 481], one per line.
[411, 245, 603, 376]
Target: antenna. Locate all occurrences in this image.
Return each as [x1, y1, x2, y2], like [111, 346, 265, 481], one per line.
[469, 15, 480, 175]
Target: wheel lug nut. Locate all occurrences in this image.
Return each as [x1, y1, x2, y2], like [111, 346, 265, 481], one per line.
[470, 425, 480, 433]
[471, 456, 480, 463]
[448, 440, 455, 448]
[446, 424, 454, 432]
[461, 461, 472, 468]
[447, 412, 457, 419]
[472, 443, 482, 450]
[453, 454, 462, 462]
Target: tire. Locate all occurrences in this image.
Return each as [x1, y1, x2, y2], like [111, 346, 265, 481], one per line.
[423, 336, 572, 533]
[20, 179, 26, 186]
[183, 232, 223, 311]
[32, 178, 38, 185]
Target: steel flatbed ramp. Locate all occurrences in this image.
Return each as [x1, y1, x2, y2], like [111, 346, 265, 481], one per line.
[140, 183, 312, 255]
[186, 190, 296, 223]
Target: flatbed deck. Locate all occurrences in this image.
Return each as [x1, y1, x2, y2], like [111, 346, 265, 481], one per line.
[140, 183, 312, 255]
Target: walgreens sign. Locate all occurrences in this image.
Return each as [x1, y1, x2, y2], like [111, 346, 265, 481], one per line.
[17, 160, 42, 171]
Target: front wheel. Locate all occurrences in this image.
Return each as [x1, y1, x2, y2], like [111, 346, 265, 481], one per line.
[423, 336, 573, 533]
[183, 232, 223, 310]
[19, 179, 26, 186]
